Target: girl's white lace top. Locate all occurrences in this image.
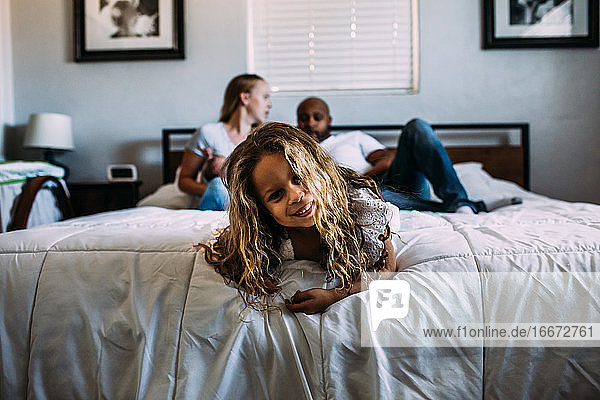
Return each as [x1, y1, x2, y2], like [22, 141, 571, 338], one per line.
[279, 187, 392, 267]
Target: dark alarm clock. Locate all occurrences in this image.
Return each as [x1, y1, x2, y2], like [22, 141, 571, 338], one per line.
[106, 164, 138, 182]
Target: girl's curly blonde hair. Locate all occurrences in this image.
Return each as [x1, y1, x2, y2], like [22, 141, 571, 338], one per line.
[200, 122, 382, 311]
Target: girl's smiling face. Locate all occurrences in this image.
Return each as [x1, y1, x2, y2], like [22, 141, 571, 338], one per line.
[252, 152, 316, 228]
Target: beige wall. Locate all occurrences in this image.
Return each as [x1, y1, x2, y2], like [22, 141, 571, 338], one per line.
[6, 0, 600, 203]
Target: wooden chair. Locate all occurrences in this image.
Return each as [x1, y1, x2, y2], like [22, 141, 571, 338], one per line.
[7, 176, 74, 231]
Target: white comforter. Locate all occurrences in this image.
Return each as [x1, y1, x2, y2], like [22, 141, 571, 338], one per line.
[1, 172, 599, 399]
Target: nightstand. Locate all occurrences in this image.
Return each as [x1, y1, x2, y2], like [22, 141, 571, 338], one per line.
[67, 181, 142, 217]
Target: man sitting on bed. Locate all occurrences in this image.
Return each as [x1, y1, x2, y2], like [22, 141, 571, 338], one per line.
[296, 97, 518, 213]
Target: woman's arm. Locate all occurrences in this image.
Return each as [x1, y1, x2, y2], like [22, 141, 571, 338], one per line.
[178, 148, 208, 197]
[285, 237, 397, 314]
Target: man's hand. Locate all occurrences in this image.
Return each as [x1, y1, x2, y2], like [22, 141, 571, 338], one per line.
[285, 288, 345, 314]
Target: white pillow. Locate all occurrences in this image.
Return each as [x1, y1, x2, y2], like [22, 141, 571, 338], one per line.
[453, 162, 493, 197]
[136, 183, 195, 209]
[429, 162, 486, 201]
[137, 167, 197, 209]
[430, 162, 529, 203]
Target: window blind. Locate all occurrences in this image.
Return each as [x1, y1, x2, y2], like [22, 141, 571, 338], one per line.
[248, 0, 419, 93]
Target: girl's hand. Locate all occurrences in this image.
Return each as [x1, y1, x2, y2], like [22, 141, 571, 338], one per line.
[285, 288, 345, 314]
[264, 277, 280, 294]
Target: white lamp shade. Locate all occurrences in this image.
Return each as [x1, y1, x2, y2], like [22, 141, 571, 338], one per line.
[24, 113, 74, 151]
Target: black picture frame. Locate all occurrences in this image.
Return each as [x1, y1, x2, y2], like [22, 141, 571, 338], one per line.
[74, 0, 184, 62]
[483, 0, 599, 48]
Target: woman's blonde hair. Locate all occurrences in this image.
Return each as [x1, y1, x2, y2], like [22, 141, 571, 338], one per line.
[219, 74, 265, 123]
[200, 122, 382, 311]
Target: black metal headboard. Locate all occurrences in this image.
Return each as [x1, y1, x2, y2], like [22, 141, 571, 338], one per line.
[161, 128, 196, 185]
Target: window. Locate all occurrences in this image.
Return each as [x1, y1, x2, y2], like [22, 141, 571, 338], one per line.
[247, 0, 419, 94]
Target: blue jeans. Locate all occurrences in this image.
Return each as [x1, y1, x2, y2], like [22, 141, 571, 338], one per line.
[198, 177, 230, 211]
[380, 119, 485, 213]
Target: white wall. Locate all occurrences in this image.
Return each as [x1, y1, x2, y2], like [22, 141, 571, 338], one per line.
[7, 0, 600, 203]
[1, 0, 14, 159]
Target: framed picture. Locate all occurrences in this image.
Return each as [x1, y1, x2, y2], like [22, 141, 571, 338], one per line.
[483, 0, 599, 48]
[74, 0, 184, 62]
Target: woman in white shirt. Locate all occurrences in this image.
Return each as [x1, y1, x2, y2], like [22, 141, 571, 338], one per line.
[178, 74, 272, 210]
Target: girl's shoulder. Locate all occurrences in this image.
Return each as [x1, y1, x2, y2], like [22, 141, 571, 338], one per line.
[348, 186, 393, 266]
[279, 229, 294, 261]
[348, 186, 391, 221]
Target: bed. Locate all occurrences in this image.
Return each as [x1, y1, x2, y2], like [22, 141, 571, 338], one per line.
[1, 123, 599, 399]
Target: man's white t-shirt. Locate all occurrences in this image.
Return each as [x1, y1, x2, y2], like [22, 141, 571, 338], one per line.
[185, 122, 236, 158]
[320, 130, 385, 174]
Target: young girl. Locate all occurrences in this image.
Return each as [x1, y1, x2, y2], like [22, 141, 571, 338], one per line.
[201, 122, 397, 314]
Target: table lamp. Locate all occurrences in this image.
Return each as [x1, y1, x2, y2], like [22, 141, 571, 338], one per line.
[24, 113, 74, 179]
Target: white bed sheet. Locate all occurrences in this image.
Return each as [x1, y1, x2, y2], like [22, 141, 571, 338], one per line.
[1, 177, 599, 399]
